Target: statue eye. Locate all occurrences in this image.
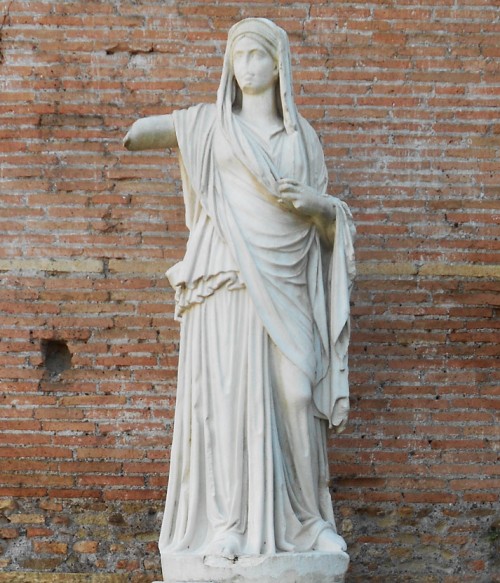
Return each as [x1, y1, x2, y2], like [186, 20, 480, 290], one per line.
[251, 49, 267, 59]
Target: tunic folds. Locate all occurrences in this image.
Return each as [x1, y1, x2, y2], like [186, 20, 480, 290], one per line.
[159, 103, 355, 558]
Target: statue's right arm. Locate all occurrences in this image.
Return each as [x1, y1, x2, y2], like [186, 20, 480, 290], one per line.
[123, 114, 178, 151]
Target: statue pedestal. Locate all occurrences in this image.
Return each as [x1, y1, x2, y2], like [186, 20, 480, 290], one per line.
[153, 551, 349, 583]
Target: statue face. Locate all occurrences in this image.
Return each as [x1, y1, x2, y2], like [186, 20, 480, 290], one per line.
[232, 36, 278, 96]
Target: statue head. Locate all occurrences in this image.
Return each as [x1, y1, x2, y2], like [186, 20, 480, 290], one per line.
[231, 34, 279, 97]
[217, 18, 298, 134]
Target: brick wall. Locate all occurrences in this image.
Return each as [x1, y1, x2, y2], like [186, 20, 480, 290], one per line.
[0, 1, 498, 582]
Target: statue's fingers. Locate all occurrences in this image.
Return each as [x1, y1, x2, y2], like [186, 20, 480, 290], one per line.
[278, 181, 291, 192]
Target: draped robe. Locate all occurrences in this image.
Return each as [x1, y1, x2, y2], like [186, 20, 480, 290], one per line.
[159, 103, 355, 561]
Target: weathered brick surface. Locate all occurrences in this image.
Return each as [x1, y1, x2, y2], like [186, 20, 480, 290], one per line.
[0, 1, 498, 582]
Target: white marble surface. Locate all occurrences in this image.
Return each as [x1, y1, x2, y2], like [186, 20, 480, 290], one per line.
[154, 550, 349, 582]
[125, 16, 355, 578]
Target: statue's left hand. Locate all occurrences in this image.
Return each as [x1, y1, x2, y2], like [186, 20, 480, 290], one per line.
[277, 179, 336, 220]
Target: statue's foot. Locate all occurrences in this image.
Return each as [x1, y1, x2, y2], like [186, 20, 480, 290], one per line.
[205, 532, 241, 558]
[313, 528, 347, 553]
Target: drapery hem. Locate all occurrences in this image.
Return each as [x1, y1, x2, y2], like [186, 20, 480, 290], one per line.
[159, 286, 336, 557]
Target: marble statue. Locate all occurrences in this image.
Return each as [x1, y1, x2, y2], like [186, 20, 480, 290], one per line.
[124, 17, 355, 582]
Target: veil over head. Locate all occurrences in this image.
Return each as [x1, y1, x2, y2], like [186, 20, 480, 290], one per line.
[217, 18, 298, 135]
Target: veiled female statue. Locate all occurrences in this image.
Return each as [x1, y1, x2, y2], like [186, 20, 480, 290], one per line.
[124, 17, 355, 568]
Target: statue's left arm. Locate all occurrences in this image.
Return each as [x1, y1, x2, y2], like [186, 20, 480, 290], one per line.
[277, 180, 356, 434]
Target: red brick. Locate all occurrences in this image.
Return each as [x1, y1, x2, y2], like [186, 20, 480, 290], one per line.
[0, 529, 19, 539]
[32, 542, 68, 555]
[26, 527, 54, 538]
[73, 540, 99, 554]
[0, 2, 498, 580]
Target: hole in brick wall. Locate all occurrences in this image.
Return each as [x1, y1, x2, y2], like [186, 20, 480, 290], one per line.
[41, 339, 72, 376]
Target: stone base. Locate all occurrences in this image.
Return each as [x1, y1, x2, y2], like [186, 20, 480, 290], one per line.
[154, 551, 349, 583]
